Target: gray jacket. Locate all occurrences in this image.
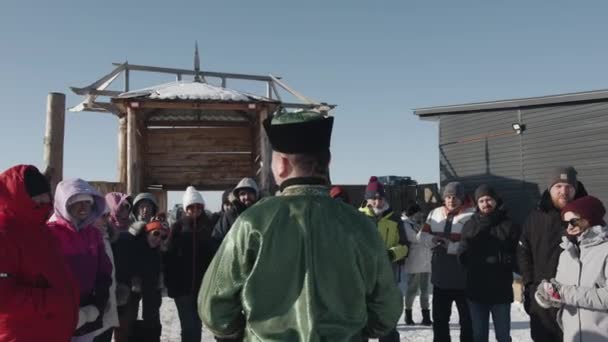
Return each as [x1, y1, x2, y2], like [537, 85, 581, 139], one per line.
[555, 225, 608, 342]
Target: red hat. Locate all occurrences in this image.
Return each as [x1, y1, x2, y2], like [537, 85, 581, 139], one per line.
[561, 196, 606, 227]
[365, 176, 385, 200]
[145, 213, 170, 233]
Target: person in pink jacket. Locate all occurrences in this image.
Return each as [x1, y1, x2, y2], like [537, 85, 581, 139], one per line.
[47, 178, 113, 342]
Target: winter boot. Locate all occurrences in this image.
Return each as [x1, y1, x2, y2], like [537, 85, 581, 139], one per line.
[421, 309, 432, 326]
[405, 309, 415, 325]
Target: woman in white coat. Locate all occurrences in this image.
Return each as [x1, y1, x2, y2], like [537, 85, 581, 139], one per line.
[535, 195, 608, 342]
[402, 204, 432, 326]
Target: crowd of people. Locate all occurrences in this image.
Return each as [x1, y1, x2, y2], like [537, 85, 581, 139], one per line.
[1, 110, 608, 342]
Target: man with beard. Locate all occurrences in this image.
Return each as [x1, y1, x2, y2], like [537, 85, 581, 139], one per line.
[517, 166, 587, 341]
[459, 185, 520, 342]
[359, 176, 409, 342]
[211, 177, 259, 245]
[419, 181, 474, 342]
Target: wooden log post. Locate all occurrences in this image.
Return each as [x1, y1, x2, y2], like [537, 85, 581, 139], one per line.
[43, 92, 66, 192]
[126, 106, 141, 195]
[257, 107, 275, 195]
[118, 117, 127, 186]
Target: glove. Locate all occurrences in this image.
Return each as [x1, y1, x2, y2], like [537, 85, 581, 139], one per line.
[387, 250, 396, 261]
[116, 283, 131, 306]
[76, 305, 100, 329]
[535, 279, 562, 309]
[446, 241, 460, 255]
[131, 276, 142, 293]
[128, 221, 146, 236]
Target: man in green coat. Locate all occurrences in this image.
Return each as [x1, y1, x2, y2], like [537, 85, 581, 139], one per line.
[198, 111, 403, 341]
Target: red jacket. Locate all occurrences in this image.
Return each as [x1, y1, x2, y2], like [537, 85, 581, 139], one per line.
[0, 165, 79, 342]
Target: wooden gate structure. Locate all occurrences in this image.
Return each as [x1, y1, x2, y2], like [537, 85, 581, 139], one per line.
[44, 47, 335, 207]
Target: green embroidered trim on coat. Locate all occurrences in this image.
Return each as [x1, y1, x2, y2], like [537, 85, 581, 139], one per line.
[279, 185, 329, 197]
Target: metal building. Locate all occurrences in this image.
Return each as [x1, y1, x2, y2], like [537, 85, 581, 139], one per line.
[414, 89, 608, 223]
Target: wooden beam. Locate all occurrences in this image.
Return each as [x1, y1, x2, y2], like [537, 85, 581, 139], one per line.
[43, 93, 65, 192]
[270, 81, 282, 101]
[71, 62, 127, 95]
[69, 101, 121, 115]
[158, 183, 241, 192]
[126, 106, 140, 195]
[256, 108, 275, 195]
[124, 68, 130, 92]
[145, 120, 249, 128]
[281, 102, 337, 110]
[147, 126, 251, 139]
[112, 62, 275, 82]
[118, 117, 127, 185]
[121, 100, 262, 111]
[70, 88, 122, 97]
[144, 154, 253, 168]
[270, 74, 317, 104]
[136, 114, 146, 195]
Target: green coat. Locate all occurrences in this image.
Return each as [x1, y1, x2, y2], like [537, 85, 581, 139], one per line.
[198, 180, 403, 341]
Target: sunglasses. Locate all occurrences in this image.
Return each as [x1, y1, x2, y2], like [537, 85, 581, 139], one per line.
[563, 218, 582, 227]
[151, 230, 169, 240]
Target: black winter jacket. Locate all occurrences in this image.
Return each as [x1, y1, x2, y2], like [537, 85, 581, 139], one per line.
[460, 209, 520, 304]
[516, 182, 588, 288]
[164, 214, 215, 298]
[211, 200, 248, 248]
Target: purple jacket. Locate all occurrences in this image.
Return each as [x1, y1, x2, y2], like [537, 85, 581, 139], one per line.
[47, 179, 112, 308]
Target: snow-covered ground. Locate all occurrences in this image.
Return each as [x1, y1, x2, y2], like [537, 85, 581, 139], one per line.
[158, 297, 532, 341]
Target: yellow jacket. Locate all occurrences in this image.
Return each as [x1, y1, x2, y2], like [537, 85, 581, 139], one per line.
[360, 206, 409, 263]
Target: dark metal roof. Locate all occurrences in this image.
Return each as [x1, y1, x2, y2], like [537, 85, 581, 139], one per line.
[414, 88, 608, 118]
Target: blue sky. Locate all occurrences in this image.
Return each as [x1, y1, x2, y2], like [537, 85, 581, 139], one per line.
[2, 1, 608, 210]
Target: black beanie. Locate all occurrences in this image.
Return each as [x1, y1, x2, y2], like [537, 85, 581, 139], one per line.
[406, 203, 422, 217]
[24, 166, 51, 197]
[474, 184, 498, 203]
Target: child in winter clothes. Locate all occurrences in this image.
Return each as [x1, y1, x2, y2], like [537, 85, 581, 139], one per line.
[535, 195, 608, 342]
[165, 186, 215, 342]
[47, 179, 113, 342]
[113, 213, 169, 342]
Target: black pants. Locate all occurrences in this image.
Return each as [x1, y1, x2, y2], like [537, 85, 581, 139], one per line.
[93, 329, 113, 342]
[174, 295, 203, 342]
[529, 302, 562, 342]
[362, 328, 399, 342]
[432, 287, 473, 342]
[379, 329, 400, 342]
[114, 291, 162, 342]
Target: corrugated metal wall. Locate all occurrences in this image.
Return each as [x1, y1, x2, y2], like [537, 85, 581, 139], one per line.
[438, 100, 608, 223]
[521, 102, 608, 210]
[439, 109, 534, 223]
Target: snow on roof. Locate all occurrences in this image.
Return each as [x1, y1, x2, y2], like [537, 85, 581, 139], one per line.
[116, 80, 275, 103]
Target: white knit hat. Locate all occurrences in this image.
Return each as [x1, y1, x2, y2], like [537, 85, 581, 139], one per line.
[67, 194, 94, 207]
[183, 186, 205, 209]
